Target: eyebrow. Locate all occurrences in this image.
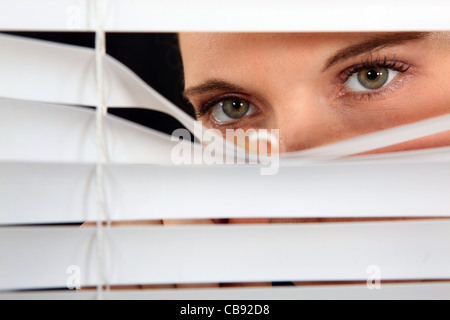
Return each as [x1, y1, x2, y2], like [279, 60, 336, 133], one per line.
[323, 32, 428, 71]
[183, 79, 247, 99]
[183, 32, 429, 98]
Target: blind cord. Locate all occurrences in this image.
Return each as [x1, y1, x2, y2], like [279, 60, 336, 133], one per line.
[94, 0, 110, 300]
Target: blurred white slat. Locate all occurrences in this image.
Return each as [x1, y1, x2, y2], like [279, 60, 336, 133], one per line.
[334, 146, 450, 164]
[0, 98, 198, 164]
[1, 221, 450, 290]
[2, 282, 450, 300]
[284, 114, 450, 160]
[1, 161, 450, 224]
[0, 0, 449, 32]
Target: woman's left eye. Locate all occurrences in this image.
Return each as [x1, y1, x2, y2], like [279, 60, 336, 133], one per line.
[345, 66, 399, 92]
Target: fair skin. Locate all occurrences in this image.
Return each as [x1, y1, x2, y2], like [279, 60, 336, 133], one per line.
[83, 32, 450, 288]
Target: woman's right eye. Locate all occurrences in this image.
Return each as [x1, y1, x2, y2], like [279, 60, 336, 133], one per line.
[210, 98, 257, 123]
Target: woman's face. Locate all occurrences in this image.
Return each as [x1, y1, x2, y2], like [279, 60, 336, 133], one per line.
[179, 32, 450, 154]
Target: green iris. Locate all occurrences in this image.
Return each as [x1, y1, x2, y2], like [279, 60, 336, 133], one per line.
[357, 67, 389, 89]
[221, 99, 250, 119]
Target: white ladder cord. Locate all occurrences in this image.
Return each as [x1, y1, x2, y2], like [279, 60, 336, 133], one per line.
[94, 0, 110, 300]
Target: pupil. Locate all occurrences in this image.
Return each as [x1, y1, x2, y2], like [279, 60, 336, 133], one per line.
[232, 101, 243, 110]
[366, 69, 380, 81]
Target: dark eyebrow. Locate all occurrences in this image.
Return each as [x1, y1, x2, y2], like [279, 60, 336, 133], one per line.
[183, 79, 247, 99]
[323, 32, 428, 71]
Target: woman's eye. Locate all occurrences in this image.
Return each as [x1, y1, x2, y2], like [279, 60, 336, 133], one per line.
[211, 98, 257, 123]
[346, 67, 399, 92]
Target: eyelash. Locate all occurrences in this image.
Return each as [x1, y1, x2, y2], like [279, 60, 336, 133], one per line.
[195, 93, 252, 119]
[339, 56, 411, 83]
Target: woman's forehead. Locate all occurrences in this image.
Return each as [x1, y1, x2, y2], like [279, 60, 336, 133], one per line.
[179, 32, 352, 55]
[177, 32, 391, 53]
[179, 33, 349, 85]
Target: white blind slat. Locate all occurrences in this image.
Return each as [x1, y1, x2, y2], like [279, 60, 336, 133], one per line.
[2, 282, 450, 300]
[1, 160, 449, 225]
[0, 98, 197, 164]
[1, 221, 450, 291]
[0, 0, 449, 32]
[285, 114, 450, 160]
